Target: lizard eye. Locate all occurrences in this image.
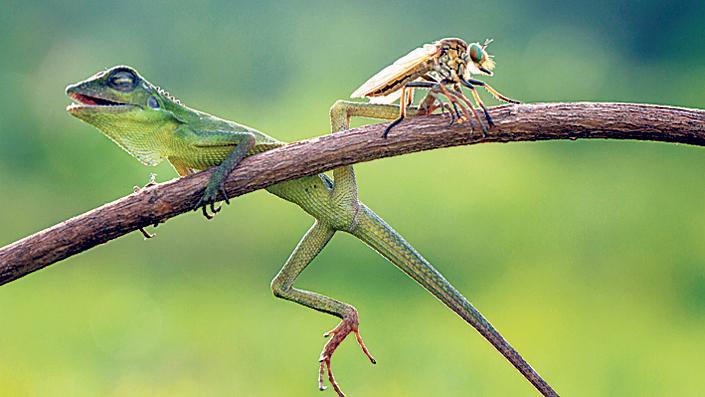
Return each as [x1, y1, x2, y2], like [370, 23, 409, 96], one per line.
[148, 96, 160, 109]
[108, 70, 137, 91]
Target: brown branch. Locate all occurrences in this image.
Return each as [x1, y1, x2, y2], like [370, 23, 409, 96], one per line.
[1, 102, 704, 285]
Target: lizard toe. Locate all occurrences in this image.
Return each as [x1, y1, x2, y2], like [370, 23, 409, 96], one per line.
[316, 310, 376, 396]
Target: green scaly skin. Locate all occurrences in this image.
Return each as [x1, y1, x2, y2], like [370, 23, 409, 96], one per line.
[66, 66, 557, 397]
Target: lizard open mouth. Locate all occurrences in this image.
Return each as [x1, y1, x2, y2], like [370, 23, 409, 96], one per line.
[66, 91, 135, 114]
[68, 92, 126, 107]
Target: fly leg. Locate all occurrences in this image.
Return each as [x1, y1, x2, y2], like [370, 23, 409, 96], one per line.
[418, 85, 456, 125]
[382, 85, 411, 138]
[384, 81, 475, 137]
[458, 79, 495, 130]
[464, 78, 521, 104]
[442, 84, 487, 135]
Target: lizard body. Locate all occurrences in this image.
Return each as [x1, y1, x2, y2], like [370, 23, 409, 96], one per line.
[66, 65, 556, 396]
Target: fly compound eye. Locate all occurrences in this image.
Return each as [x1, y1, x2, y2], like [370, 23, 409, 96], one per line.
[469, 44, 484, 64]
[148, 96, 160, 109]
[109, 70, 137, 91]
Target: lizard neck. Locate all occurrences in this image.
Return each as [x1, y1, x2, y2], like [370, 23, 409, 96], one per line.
[93, 114, 180, 166]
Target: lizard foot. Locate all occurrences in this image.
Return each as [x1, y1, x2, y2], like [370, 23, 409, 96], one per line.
[193, 180, 230, 220]
[134, 173, 159, 239]
[318, 309, 376, 396]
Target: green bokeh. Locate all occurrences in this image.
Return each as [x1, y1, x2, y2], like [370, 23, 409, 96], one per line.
[1, 1, 704, 396]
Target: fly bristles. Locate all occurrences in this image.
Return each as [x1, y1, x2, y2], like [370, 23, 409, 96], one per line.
[481, 38, 494, 50]
[484, 56, 496, 70]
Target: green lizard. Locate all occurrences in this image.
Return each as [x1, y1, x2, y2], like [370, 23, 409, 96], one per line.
[65, 65, 557, 397]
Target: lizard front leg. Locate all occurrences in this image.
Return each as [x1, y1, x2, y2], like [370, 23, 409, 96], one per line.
[184, 129, 256, 219]
[270, 221, 375, 397]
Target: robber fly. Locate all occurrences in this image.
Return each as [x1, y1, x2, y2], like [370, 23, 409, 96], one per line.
[351, 37, 519, 137]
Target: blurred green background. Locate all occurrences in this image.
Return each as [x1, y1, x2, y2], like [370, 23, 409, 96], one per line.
[1, 1, 704, 396]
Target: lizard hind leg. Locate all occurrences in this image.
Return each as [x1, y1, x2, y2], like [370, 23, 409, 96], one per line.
[329, 99, 425, 133]
[270, 221, 375, 397]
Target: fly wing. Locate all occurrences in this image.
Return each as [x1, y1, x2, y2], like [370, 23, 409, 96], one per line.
[368, 89, 403, 104]
[351, 43, 438, 99]
[368, 77, 427, 104]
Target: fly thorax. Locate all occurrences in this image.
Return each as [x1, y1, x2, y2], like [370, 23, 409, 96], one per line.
[453, 62, 467, 81]
[436, 52, 466, 82]
[433, 58, 454, 81]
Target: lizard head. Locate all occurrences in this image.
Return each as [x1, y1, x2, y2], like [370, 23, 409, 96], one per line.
[66, 65, 176, 127]
[65, 65, 183, 166]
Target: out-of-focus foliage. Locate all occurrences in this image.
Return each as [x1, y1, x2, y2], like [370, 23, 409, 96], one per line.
[1, 1, 704, 395]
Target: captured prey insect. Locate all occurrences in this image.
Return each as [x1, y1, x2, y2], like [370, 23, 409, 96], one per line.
[351, 37, 519, 137]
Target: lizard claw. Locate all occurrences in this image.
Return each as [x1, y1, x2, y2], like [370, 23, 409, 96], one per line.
[193, 193, 215, 220]
[200, 205, 214, 220]
[134, 173, 159, 238]
[219, 186, 231, 205]
[194, 179, 230, 220]
[138, 227, 156, 239]
[317, 309, 376, 396]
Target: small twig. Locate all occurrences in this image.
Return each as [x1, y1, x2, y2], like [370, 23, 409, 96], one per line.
[1, 102, 704, 285]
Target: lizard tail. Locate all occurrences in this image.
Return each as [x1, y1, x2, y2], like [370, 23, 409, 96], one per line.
[350, 203, 558, 397]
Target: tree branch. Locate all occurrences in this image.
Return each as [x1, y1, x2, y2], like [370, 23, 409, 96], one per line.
[1, 102, 704, 285]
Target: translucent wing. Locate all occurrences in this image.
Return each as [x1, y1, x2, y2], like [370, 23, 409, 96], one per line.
[351, 43, 438, 99]
[368, 89, 402, 104]
[368, 78, 427, 104]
